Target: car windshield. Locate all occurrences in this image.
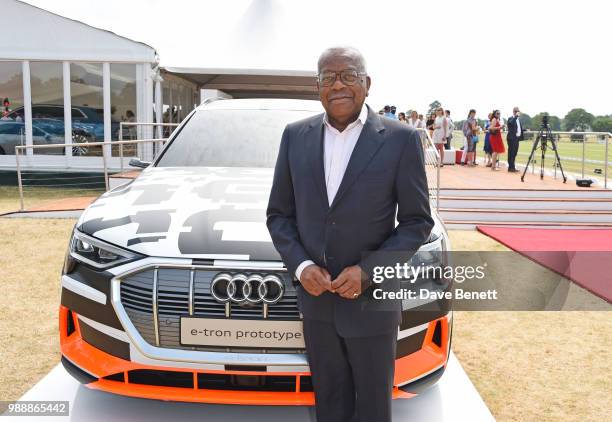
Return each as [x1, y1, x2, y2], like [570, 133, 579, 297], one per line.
[155, 108, 318, 168]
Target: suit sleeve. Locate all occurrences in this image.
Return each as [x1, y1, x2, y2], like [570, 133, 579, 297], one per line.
[359, 129, 435, 277]
[266, 125, 312, 279]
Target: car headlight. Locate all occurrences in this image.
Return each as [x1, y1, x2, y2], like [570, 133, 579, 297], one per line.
[408, 233, 450, 285]
[64, 229, 142, 271]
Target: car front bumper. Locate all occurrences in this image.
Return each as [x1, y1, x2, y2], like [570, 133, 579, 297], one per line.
[59, 257, 451, 405]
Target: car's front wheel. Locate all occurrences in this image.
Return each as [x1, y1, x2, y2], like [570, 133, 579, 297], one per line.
[72, 132, 92, 156]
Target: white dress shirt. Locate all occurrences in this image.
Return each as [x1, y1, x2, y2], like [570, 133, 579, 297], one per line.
[295, 104, 369, 281]
[516, 116, 522, 137]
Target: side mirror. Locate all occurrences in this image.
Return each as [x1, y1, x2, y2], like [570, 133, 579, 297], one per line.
[129, 158, 151, 168]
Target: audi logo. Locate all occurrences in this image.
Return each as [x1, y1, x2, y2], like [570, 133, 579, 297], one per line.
[210, 273, 285, 305]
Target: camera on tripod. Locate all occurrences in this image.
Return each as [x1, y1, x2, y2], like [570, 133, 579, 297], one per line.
[521, 113, 567, 183]
[540, 115, 549, 147]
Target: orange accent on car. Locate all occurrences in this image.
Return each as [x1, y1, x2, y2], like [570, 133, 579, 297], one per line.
[59, 306, 442, 405]
[393, 317, 449, 386]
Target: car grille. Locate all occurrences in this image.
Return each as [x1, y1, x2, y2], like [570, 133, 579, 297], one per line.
[119, 266, 302, 353]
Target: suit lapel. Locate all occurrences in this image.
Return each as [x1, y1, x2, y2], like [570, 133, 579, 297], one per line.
[329, 107, 386, 211]
[306, 114, 329, 208]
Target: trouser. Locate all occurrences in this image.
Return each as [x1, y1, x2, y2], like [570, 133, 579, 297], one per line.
[461, 136, 469, 163]
[302, 318, 398, 422]
[444, 135, 452, 150]
[507, 138, 519, 170]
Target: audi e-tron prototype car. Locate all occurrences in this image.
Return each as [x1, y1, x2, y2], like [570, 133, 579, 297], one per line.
[59, 98, 453, 405]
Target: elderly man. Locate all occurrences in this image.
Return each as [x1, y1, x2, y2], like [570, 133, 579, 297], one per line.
[266, 46, 434, 422]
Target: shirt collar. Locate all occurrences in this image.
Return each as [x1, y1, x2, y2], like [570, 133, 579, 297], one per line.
[323, 103, 368, 133]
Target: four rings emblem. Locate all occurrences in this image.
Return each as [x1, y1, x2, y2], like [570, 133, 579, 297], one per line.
[211, 273, 285, 305]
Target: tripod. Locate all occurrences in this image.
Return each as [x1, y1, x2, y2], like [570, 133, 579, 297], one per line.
[521, 122, 567, 183]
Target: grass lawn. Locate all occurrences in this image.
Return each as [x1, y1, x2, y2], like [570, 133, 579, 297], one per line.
[0, 218, 75, 403]
[0, 185, 104, 214]
[0, 219, 609, 421]
[449, 231, 611, 422]
[450, 131, 611, 180]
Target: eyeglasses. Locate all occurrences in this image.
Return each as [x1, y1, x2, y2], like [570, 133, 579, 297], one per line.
[317, 69, 366, 87]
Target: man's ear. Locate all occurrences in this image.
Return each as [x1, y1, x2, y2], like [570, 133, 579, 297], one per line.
[365, 75, 371, 97]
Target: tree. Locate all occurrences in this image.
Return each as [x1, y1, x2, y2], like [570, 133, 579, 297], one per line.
[518, 113, 532, 130]
[427, 100, 441, 115]
[563, 108, 594, 131]
[591, 116, 612, 134]
[532, 113, 561, 131]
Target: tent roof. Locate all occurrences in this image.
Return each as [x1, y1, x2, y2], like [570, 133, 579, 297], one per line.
[1, 0, 157, 63]
[162, 67, 318, 100]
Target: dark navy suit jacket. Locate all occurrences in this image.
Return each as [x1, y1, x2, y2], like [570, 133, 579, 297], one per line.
[266, 105, 434, 337]
[507, 116, 525, 142]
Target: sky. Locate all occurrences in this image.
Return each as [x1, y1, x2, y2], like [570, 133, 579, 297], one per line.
[22, 0, 612, 119]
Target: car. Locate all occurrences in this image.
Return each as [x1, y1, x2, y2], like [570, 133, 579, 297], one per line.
[0, 119, 94, 155]
[5, 104, 120, 141]
[59, 98, 453, 405]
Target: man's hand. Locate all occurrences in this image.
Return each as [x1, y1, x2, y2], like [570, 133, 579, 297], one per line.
[300, 264, 332, 296]
[330, 265, 369, 299]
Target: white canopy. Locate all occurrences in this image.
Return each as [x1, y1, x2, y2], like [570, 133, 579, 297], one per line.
[0, 0, 157, 63]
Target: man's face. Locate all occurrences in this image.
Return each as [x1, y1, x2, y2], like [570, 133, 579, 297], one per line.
[317, 55, 370, 124]
[514, 108, 520, 116]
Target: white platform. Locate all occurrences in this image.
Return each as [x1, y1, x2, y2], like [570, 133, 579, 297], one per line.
[4, 352, 494, 422]
[426, 147, 457, 165]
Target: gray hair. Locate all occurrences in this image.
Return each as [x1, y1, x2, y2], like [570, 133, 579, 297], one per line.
[317, 46, 367, 74]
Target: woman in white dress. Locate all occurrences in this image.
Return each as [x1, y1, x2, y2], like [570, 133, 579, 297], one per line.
[432, 107, 448, 166]
[407, 110, 421, 128]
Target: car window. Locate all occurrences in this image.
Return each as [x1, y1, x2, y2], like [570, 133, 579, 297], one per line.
[155, 109, 317, 168]
[32, 126, 45, 137]
[32, 106, 63, 119]
[0, 123, 23, 135]
[72, 108, 86, 118]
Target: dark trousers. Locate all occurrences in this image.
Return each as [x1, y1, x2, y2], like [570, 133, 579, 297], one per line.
[507, 138, 519, 170]
[444, 136, 452, 150]
[303, 318, 398, 422]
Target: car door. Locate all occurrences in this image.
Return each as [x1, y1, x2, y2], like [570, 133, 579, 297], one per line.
[0, 122, 25, 154]
[32, 126, 62, 155]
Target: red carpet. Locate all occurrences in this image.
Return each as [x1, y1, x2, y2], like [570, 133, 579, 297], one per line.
[476, 226, 612, 303]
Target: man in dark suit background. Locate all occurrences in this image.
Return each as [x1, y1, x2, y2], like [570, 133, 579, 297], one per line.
[506, 106, 524, 172]
[266, 46, 434, 422]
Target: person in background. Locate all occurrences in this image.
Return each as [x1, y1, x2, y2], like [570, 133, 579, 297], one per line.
[472, 122, 481, 165]
[125, 110, 137, 140]
[398, 112, 406, 122]
[483, 112, 493, 167]
[461, 109, 477, 165]
[432, 106, 448, 166]
[426, 112, 436, 139]
[418, 114, 425, 127]
[444, 110, 454, 150]
[505, 106, 523, 172]
[488, 109, 506, 171]
[390, 105, 398, 119]
[383, 105, 394, 119]
[407, 110, 421, 128]
[378, 109, 385, 115]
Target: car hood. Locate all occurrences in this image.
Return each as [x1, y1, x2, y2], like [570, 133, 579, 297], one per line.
[76, 166, 444, 262]
[76, 166, 282, 261]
